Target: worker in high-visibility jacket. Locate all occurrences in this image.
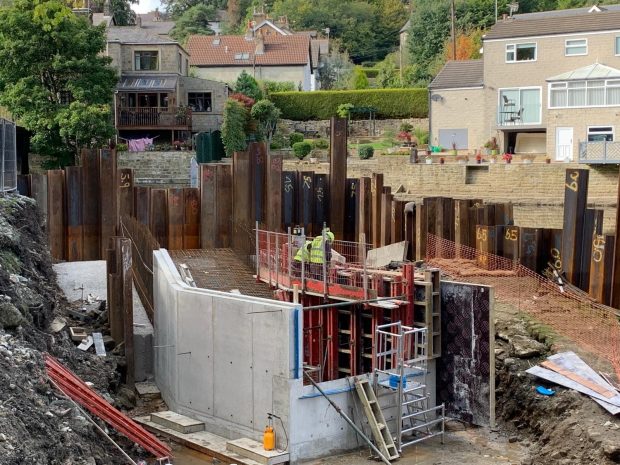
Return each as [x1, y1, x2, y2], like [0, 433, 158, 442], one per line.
[310, 228, 334, 279]
[293, 240, 312, 276]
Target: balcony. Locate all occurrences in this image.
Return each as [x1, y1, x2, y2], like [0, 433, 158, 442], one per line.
[578, 141, 620, 164]
[496, 103, 541, 127]
[116, 107, 192, 130]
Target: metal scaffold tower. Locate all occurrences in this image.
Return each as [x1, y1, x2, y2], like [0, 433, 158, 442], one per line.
[372, 323, 445, 452]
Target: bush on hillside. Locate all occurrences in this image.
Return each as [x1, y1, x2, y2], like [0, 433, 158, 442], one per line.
[289, 132, 304, 146]
[292, 141, 312, 159]
[359, 145, 374, 160]
[312, 138, 329, 149]
[271, 88, 428, 120]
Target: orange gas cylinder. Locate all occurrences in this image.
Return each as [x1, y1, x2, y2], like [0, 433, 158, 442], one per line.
[263, 425, 275, 451]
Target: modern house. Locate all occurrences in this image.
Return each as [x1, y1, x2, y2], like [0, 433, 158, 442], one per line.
[429, 4, 620, 162]
[104, 25, 228, 141]
[187, 32, 314, 90]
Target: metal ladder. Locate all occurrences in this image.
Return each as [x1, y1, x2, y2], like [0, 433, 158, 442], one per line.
[354, 378, 400, 462]
[373, 322, 445, 452]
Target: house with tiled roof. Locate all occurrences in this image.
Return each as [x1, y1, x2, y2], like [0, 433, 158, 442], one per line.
[187, 30, 314, 90]
[429, 4, 620, 163]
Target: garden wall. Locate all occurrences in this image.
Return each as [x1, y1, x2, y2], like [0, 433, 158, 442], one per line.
[283, 157, 620, 234]
[279, 117, 429, 139]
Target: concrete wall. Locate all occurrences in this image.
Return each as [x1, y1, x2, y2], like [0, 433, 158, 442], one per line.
[283, 157, 620, 233]
[194, 64, 310, 90]
[430, 87, 486, 151]
[153, 250, 301, 446]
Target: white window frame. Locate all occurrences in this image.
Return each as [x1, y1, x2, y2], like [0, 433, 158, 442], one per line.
[548, 79, 620, 109]
[616, 36, 620, 56]
[565, 38, 587, 56]
[497, 86, 542, 125]
[587, 125, 614, 142]
[505, 42, 537, 63]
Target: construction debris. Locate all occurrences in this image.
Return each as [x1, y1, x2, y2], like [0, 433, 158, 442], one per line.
[527, 352, 620, 415]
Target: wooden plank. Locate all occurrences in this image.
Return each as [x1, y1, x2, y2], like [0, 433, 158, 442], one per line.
[30, 173, 48, 222]
[216, 164, 232, 248]
[134, 186, 151, 226]
[183, 188, 200, 249]
[329, 117, 347, 239]
[380, 189, 392, 246]
[47, 170, 66, 260]
[519, 227, 543, 273]
[370, 173, 383, 248]
[282, 171, 297, 230]
[561, 168, 589, 287]
[200, 164, 217, 249]
[344, 178, 358, 242]
[65, 166, 83, 261]
[150, 189, 168, 248]
[167, 188, 184, 250]
[266, 154, 282, 232]
[100, 148, 118, 258]
[81, 149, 101, 260]
[358, 176, 371, 244]
[118, 168, 134, 219]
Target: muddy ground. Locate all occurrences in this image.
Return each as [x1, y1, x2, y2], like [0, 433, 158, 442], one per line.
[0, 195, 140, 465]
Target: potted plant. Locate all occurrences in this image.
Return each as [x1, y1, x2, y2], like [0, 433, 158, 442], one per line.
[451, 141, 457, 156]
[484, 137, 499, 156]
[425, 155, 433, 164]
[173, 140, 182, 150]
[490, 154, 498, 164]
[502, 153, 513, 164]
[545, 156, 551, 164]
[397, 131, 412, 146]
[439, 156, 445, 165]
[475, 153, 482, 164]
[522, 154, 534, 164]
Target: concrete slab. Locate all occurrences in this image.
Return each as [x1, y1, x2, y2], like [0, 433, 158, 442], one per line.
[135, 415, 264, 465]
[135, 381, 161, 400]
[226, 438, 289, 465]
[151, 411, 205, 434]
[365, 241, 408, 268]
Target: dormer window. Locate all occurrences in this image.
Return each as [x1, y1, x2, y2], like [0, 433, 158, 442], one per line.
[506, 43, 536, 63]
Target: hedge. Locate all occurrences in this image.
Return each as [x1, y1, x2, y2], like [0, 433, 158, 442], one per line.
[359, 67, 379, 79]
[271, 88, 428, 121]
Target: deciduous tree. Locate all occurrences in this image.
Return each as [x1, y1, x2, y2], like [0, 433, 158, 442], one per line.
[169, 4, 216, 43]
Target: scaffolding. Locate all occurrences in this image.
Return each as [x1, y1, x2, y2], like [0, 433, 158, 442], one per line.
[373, 323, 445, 451]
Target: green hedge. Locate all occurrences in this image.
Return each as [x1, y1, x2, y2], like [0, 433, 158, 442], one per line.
[271, 88, 428, 120]
[359, 67, 379, 79]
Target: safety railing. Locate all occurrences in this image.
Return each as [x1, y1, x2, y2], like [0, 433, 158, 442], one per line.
[255, 227, 373, 300]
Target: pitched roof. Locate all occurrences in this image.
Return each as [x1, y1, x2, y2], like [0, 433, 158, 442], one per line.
[137, 12, 176, 37]
[310, 39, 328, 69]
[400, 19, 410, 34]
[187, 34, 311, 67]
[107, 26, 177, 44]
[429, 60, 484, 90]
[547, 63, 620, 81]
[485, 7, 620, 40]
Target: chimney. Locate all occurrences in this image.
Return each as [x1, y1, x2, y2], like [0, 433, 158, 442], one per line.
[502, 13, 508, 20]
[103, 0, 110, 16]
[134, 15, 142, 28]
[255, 30, 265, 55]
[245, 20, 255, 40]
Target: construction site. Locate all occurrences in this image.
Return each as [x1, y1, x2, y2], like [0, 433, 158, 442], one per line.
[2, 116, 620, 465]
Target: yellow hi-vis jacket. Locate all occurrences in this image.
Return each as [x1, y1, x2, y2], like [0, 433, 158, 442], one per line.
[294, 240, 311, 262]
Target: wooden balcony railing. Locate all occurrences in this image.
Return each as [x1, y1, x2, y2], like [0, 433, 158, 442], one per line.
[116, 107, 192, 129]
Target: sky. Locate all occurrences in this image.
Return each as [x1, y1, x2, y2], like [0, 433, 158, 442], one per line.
[132, 0, 163, 14]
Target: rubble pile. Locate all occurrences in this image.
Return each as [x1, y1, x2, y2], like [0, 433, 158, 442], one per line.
[0, 195, 137, 465]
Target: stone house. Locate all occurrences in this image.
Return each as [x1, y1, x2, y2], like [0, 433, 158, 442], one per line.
[105, 25, 228, 141]
[186, 31, 314, 91]
[429, 4, 620, 162]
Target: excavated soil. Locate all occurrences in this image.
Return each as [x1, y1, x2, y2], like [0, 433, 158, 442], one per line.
[0, 195, 144, 465]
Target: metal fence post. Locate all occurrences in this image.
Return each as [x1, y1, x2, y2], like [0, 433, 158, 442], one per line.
[301, 229, 306, 294]
[255, 221, 260, 280]
[275, 233, 280, 289]
[287, 227, 292, 284]
[322, 227, 327, 297]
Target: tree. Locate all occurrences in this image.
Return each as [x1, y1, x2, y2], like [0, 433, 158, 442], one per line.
[0, 0, 117, 166]
[350, 66, 369, 89]
[250, 99, 281, 145]
[443, 29, 484, 60]
[169, 4, 216, 43]
[318, 46, 354, 90]
[221, 99, 248, 156]
[234, 70, 263, 101]
[160, 0, 226, 18]
[376, 55, 401, 88]
[87, 0, 137, 25]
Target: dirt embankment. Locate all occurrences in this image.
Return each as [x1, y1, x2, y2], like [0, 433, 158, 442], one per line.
[0, 195, 139, 465]
[494, 312, 620, 465]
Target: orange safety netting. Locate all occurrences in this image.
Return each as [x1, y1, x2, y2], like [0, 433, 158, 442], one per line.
[426, 234, 620, 380]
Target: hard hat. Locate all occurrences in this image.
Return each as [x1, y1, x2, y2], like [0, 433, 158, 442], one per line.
[327, 231, 335, 241]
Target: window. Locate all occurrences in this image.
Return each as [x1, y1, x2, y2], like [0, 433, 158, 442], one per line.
[565, 39, 587, 56]
[498, 88, 541, 124]
[616, 36, 620, 55]
[134, 51, 158, 71]
[550, 79, 620, 108]
[506, 43, 536, 62]
[188, 92, 212, 112]
[588, 126, 614, 142]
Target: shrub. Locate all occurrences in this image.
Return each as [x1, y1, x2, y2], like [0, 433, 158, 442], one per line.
[413, 127, 429, 145]
[350, 66, 369, 89]
[222, 99, 248, 156]
[359, 145, 374, 160]
[116, 142, 128, 152]
[289, 132, 304, 146]
[292, 141, 312, 159]
[270, 131, 289, 150]
[271, 88, 428, 120]
[336, 103, 354, 118]
[399, 122, 414, 133]
[234, 70, 263, 101]
[312, 138, 329, 149]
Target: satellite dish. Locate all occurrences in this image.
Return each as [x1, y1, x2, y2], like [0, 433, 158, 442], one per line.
[430, 94, 443, 102]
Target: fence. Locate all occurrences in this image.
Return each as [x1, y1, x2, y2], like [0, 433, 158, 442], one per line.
[0, 119, 16, 193]
[426, 233, 620, 379]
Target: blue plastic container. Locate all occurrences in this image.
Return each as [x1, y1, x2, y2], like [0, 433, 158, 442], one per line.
[389, 375, 406, 388]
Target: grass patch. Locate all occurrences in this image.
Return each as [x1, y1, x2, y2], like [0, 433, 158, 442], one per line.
[519, 312, 557, 346]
